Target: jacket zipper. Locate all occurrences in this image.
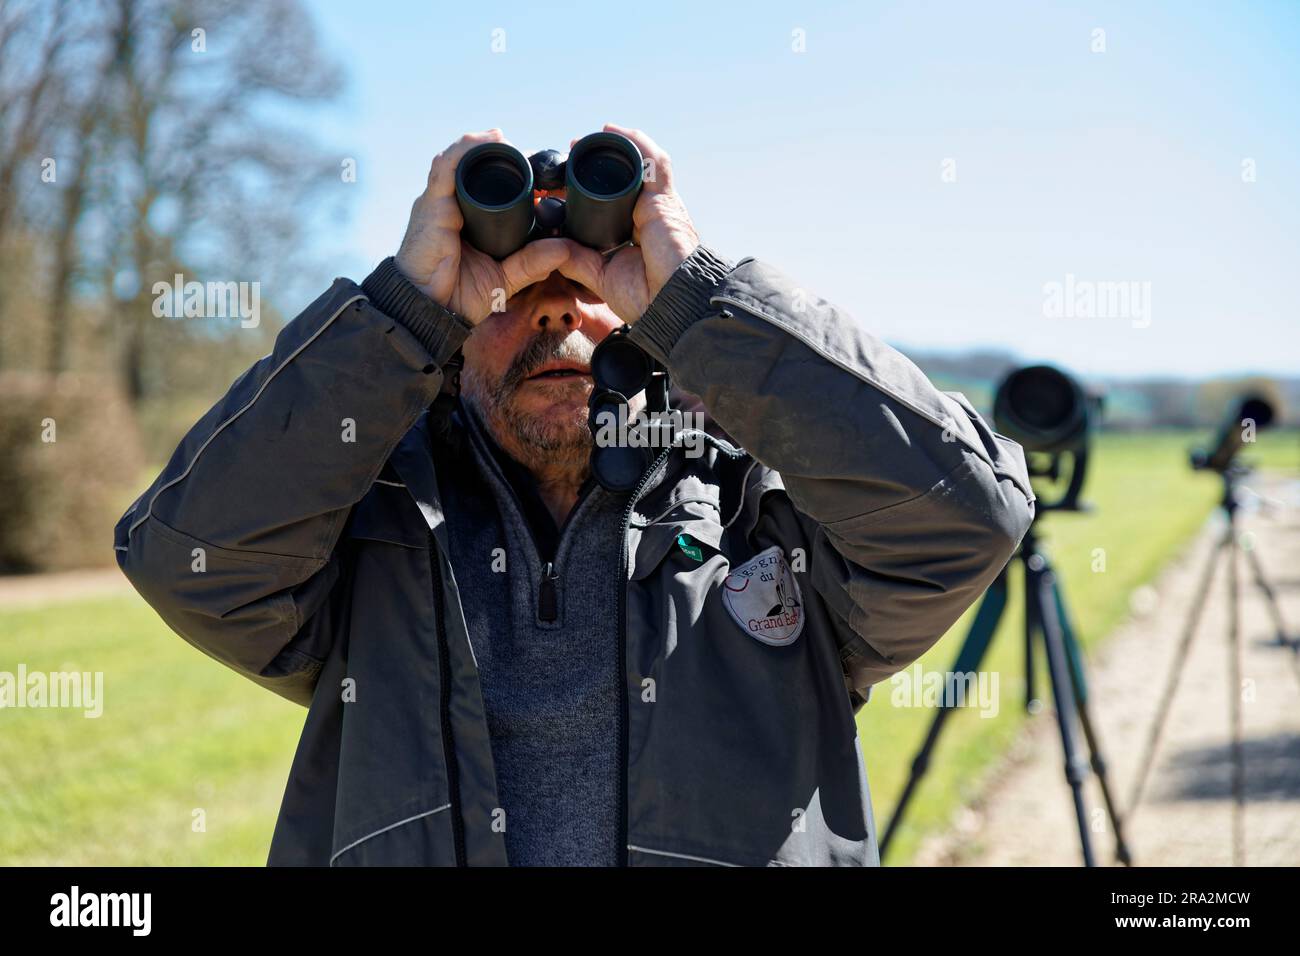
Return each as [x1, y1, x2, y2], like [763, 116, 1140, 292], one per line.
[616, 446, 674, 866]
[429, 531, 468, 867]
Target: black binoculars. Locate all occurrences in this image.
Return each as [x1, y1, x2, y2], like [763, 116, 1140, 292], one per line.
[455, 131, 644, 259]
[587, 326, 670, 492]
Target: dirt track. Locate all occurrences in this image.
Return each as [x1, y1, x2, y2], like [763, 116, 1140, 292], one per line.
[0, 568, 129, 608]
[914, 474, 1300, 866]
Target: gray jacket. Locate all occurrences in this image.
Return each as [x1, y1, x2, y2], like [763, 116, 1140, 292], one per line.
[114, 246, 1035, 866]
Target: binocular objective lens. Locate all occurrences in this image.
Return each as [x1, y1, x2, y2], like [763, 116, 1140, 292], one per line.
[594, 343, 651, 396]
[1009, 372, 1075, 430]
[573, 148, 637, 197]
[464, 156, 528, 206]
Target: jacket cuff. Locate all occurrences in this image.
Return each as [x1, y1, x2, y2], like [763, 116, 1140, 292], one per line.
[362, 257, 473, 367]
[628, 245, 735, 365]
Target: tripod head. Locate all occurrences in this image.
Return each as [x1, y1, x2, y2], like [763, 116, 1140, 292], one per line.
[1024, 448, 1091, 515]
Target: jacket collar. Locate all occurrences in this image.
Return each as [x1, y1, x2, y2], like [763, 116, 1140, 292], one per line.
[389, 410, 446, 537]
[386, 397, 700, 540]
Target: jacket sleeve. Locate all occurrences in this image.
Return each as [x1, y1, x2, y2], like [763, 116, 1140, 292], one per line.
[113, 259, 472, 707]
[627, 247, 1036, 698]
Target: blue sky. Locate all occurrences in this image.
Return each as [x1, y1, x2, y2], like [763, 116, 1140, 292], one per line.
[297, 0, 1300, 378]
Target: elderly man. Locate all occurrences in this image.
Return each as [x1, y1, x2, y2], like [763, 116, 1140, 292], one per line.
[115, 125, 1035, 867]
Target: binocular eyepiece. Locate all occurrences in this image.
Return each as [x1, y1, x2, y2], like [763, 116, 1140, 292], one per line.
[455, 131, 644, 259]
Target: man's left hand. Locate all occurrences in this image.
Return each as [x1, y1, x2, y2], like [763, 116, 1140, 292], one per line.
[556, 124, 700, 324]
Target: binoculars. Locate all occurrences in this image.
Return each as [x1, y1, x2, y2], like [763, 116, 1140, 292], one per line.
[586, 326, 670, 492]
[455, 131, 645, 259]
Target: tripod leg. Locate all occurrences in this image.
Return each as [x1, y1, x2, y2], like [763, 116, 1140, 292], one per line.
[1242, 540, 1293, 647]
[1244, 542, 1300, 692]
[1030, 556, 1097, 866]
[1053, 577, 1135, 865]
[1025, 572, 1037, 713]
[880, 572, 1008, 860]
[1127, 526, 1229, 817]
[1227, 532, 1246, 866]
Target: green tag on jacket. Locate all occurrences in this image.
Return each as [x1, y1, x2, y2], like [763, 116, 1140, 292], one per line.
[676, 533, 703, 562]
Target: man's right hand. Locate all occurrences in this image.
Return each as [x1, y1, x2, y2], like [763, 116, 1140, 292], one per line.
[395, 130, 571, 326]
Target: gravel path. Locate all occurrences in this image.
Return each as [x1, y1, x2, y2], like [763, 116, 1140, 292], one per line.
[913, 474, 1300, 867]
[0, 568, 130, 609]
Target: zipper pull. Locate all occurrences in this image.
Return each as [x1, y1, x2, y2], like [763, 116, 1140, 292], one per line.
[538, 561, 559, 622]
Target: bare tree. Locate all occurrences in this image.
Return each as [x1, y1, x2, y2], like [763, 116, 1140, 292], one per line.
[94, 0, 343, 400]
[0, 0, 345, 396]
[0, 0, 78, 368]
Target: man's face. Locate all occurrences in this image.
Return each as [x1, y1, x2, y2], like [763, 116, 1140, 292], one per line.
[460, 268, 630, 475]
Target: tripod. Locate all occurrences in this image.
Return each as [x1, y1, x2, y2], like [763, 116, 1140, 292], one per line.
[1126, 462, 1294, 866]
[880, 509, 1134, 866]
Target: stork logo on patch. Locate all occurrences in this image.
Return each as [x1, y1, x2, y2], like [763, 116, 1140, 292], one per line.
[722, 545, 805, 646]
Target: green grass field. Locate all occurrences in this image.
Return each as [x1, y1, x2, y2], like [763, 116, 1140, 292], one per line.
[1, 429, 1296, 865]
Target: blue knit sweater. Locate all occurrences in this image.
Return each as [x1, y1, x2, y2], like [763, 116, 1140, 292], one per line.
[439, 402, 630, 866]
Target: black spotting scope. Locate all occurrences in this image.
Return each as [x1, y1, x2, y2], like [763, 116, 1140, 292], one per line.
[1191, 395, 1276, 473]
[993, 364, 1100, 512]
[994, 364, 1093, 454]
[455, 131, 644, 259]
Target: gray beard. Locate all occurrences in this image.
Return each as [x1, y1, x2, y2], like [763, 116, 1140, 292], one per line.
[460, 330, 595, 474]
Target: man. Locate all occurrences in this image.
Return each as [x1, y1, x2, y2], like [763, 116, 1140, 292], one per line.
[115, 125, 1035, 867]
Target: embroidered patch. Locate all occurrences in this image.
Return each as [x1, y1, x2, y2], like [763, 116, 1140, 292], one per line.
[721, 545, 805, 646]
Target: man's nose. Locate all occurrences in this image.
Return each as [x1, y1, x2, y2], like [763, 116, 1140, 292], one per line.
[529, 290, 584, 333]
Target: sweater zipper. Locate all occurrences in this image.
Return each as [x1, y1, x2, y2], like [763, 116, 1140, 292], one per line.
[532, 486, 597, 623]
[538, 561, 559, 622]
[429, 531, 467, 867]
[463, 408, 595, 628]
[616, 445, 674, 866]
